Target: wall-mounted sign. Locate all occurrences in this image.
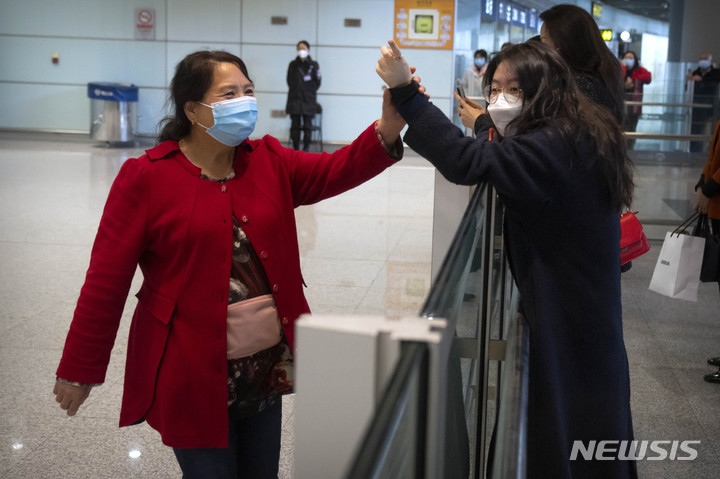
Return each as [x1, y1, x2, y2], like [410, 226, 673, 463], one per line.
[135, 8, 155, 41]
[600, 29, 613, 41]
[482, 0, 496, 19]
[271, 16, 288, 25]
[511, 5, 527, 28]
[591, 2, 603, 19]
[497, 1, 512, 24]
[528, 9, 538, 31]
[394, 1, 454, 50]
[344, 18, 362, 27]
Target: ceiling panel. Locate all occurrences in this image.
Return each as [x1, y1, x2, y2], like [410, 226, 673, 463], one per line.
[599, 0, 671, 22]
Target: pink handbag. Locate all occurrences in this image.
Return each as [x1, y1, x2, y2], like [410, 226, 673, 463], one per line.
[226, 294, 282, 359]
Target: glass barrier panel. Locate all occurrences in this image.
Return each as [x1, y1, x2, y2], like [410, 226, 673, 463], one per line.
[345, 342, 429, 479]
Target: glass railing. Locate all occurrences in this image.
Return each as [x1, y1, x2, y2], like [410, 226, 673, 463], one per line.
[622, 78, 717, 229]
[488, 309, 529, 479]
[346, 182, 527, 478]
[345, 341, 429, 479]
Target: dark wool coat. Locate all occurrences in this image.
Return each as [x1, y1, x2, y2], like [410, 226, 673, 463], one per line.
[394, 91, 637, 479]
[286, 56, 321, 115]
[56, 124, 397, 448]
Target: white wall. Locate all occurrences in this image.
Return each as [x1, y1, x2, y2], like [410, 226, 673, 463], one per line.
[0, 0, 453, 142]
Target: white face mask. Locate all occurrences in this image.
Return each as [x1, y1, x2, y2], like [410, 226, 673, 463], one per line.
[298, 49, 309, 59]
[486, 95, 523, 137]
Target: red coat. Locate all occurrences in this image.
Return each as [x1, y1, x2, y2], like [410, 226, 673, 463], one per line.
[56, 123, 397, 447]
[621, 64, 652, 115]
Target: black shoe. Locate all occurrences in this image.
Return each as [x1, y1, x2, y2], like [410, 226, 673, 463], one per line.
[708, 357, 720, 367]
[704, 370, 720, 384]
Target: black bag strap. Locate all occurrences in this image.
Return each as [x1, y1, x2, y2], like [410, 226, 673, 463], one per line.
[671, 212, 700, 237]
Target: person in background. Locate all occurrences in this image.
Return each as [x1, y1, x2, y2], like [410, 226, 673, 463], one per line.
[539, 4, 633, 273]
[694, 119, 720, 383]
[377, 39, 637, 479]
[286, 40, 322, 152]
[539, 4, 624, 123]
[621, 51, 652, 149]
[687, 52, 720, 152]
[54, 49, 406, 478]
[460, 49, 488, 99]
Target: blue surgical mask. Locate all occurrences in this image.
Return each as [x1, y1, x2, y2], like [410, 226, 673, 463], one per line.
[624, 58, 635, 69]
[197, 96, 257, 146]
[474, 58, 486, 68]
[699, 59, 711, 69]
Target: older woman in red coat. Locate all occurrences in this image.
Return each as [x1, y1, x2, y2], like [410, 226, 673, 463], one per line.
[53, 50, 407, 478]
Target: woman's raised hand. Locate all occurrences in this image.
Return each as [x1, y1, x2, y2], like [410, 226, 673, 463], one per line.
[376, 40, 413, 88]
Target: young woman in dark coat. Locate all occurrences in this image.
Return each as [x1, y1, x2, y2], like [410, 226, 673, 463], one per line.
[377, 40, 637, 479]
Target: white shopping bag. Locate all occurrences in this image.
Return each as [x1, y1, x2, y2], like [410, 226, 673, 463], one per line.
[649, 231, 706, 301]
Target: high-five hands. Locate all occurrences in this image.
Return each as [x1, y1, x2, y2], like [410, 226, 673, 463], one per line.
[376, 40, 413, 88]
[454, 91, 486, 130]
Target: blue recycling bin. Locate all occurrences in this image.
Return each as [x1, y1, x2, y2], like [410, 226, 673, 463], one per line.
[88, 82, 138, 143]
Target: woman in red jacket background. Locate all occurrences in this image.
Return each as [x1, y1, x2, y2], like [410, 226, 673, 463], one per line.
[53, 50, 408, 478]
[621, 51, 652, 149]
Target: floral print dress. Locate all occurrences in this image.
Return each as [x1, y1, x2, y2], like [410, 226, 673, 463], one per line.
[202, 171, 294, 421]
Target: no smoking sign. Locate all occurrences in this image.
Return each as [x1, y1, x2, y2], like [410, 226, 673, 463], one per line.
[135, 8, 156, 40]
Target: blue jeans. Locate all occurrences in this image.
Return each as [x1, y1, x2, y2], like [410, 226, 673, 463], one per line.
[173, 401, 282, 479]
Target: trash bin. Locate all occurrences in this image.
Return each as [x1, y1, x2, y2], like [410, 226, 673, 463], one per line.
[87, 82, 138, 143]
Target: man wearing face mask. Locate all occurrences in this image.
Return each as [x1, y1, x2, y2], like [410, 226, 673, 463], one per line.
[687, 52, 720, 152]
[286, 40, 322, 152]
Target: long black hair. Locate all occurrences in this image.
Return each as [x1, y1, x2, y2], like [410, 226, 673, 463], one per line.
[157, 51, 252, 143]
[539, 4, 624, 122]
[483, 42, 634, 211]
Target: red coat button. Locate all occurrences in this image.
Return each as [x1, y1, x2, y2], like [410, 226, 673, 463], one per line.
[260, 251, 269, 259]
[272, 284, 279, 292]
[241, 215, 249, 223]
[282, 317, 289, 325]
[221, 185, 227, 193]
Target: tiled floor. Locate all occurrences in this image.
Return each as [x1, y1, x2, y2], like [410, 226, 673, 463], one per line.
[0, 135, 434, 478]
[0, 134, 719, 478]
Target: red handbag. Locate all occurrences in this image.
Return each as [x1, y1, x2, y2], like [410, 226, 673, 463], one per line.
[620, 211, 651, 265]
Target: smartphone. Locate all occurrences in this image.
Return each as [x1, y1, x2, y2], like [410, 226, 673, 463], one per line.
[456, 85, 466, 99]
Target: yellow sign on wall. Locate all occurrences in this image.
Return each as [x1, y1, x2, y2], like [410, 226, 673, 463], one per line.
[394, 1, 455, 50]
[600, 29, 613, 41]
